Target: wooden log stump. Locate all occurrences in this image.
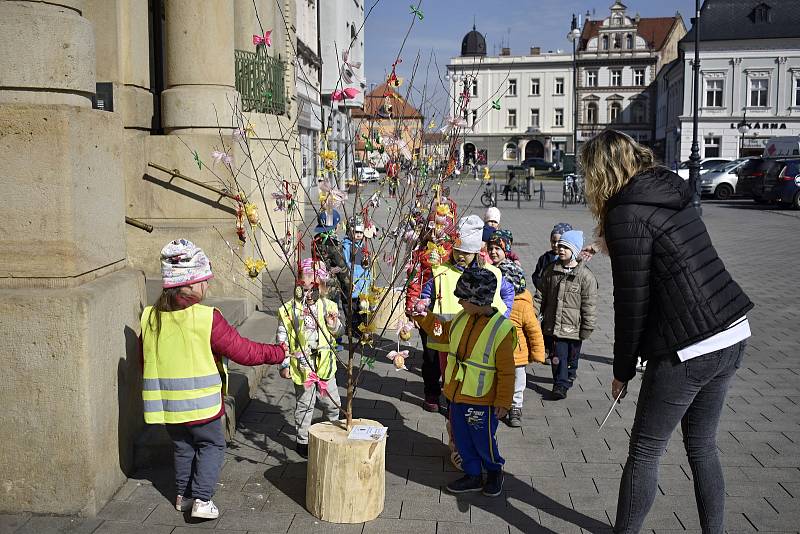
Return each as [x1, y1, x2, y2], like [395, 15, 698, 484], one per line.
[306, 418, 386, 523]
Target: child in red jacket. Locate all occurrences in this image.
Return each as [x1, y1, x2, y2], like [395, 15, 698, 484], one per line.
[141, 239, 287, 520]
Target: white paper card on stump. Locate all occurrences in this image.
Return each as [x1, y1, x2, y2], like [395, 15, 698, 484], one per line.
[347, 425, 387, 441]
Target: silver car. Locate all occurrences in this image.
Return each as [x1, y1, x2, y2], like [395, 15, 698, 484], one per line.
[700, 158, 751, 200]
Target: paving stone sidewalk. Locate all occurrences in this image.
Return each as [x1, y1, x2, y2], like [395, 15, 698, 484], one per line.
[4, 182, 800, 534]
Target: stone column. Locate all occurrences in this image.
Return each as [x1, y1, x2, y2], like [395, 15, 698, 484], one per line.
[0, 0, 144, 515]
[161, 0, 239, 134]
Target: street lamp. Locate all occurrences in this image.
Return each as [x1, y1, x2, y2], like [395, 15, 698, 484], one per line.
[688, 0, 702, 215]
[567, 14, 581, 160]
[737, 109, 750, 157]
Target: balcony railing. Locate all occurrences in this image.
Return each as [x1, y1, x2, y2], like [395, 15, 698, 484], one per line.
[235, 48, 286, 116]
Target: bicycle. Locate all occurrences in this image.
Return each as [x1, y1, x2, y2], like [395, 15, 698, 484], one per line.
[480, 180, 497, 207]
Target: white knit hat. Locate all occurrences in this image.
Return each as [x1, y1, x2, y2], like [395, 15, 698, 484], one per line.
[454, 215, 484, 253]
[484, 206, 501, 223]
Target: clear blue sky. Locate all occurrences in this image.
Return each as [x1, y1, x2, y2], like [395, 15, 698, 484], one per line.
[363, 0, 695, 119]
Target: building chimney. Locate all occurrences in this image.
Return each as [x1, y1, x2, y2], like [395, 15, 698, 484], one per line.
[530, 46, 541, 55]
[500, 47, 511, 56]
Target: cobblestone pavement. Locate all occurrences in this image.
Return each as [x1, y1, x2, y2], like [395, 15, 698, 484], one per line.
[4, 182, 800, 534]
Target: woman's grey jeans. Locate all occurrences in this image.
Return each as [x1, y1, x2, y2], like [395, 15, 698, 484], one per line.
[614, 340, 746, 534]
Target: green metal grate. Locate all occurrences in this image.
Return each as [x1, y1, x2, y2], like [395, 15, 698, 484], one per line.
[235, 47, 286, 115]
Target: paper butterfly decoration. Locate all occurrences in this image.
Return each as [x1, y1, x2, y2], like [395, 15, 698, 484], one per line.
[318, 180, 348, 209]
[409, 5, 424, 21]
[492, 99, 501, 110]
[252, 31, 272, 47]
[440, 116, 469, 134]
[244, 257, 266, 278]
[331, 87, 361, 101]
[427, 120, 437, 130]
[342, 50, 362, 70]
[211, 150, 233, 166]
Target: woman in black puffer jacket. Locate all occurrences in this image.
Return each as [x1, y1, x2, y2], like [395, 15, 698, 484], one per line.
[580, 131, 753, 534]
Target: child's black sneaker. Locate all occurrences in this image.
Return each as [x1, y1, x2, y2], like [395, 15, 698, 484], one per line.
[506, 407, 522, 427]
[446, 475, 483, 493]
[552, 385, 567, 400]
[483, 469, 504, 497]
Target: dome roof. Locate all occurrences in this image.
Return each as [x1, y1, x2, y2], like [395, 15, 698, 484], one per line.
[461, 25, 486, 57]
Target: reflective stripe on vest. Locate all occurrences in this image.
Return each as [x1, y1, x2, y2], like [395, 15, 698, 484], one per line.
[140, 304, 227, 424]
[279, 298, 337, 385]
[444, 311, 515, 398]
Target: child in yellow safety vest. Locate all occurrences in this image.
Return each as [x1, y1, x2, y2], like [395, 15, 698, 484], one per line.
[414, 267, 517, 497]
[276, 258, 344, 459]
[141, 239, 288, 520]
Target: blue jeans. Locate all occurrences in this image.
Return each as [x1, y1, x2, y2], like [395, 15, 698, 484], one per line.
[165, 417, 226, 502]
[550, 337, 582, 389]
[614, 341, 746, 534]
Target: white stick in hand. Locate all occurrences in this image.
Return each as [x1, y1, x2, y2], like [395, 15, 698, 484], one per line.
[598, 384, 627, 432]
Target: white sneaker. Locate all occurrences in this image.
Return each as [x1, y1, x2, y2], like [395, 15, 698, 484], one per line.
[175, 495, 193, 512]
[191, 499, 219, 519]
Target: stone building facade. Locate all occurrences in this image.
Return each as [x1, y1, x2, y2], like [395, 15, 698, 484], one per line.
[655, 0, 800, 166]
[0, 0, 300, 515]
[576, 1, 685, 147]
[447, 28, 575, 168]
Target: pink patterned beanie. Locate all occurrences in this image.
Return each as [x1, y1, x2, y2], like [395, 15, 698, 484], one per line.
[161, 239, 214, 288]
[299, 258, 329, 281]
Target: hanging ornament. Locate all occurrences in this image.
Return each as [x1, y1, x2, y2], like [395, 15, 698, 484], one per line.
[387, 350, 410, 371]
[244, 202, 259, 225]
[244, 257, 266, 278]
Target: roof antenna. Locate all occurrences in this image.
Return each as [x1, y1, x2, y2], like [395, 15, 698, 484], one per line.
[473, 15, 476, 31]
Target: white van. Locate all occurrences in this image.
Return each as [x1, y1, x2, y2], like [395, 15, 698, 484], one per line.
[763, 136, 800, 158]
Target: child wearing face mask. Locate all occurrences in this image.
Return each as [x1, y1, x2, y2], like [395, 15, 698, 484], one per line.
[276, 258, 344, 458]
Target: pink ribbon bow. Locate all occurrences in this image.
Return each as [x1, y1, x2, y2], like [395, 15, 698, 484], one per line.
[303, 371, 328, 393]
[252, 31, 272, 47]
[331, 87, 361, 101]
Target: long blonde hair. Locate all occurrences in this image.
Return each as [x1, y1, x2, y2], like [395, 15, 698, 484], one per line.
[580, 130, 656, 230]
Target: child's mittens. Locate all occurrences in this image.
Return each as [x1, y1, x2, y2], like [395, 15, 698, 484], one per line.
[324, 310, 339, 328]
[412, 298, 430, 317]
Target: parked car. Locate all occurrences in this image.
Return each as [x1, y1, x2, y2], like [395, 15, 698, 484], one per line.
[751, 159, 789, 204]
[735, 157, 766, 197]
[520, 157, 559, 172]
[700, 158, 751, 200]
[676, 158, 731, 180]
[355, 161, 379, 182]
[764, 159, 800, 209]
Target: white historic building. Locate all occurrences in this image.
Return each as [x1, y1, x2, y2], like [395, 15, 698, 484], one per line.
[447, 28, 575, 167]
[296, 0, 322, 187]
[576, 1, 685, 146]
[655, 0, 800, 167]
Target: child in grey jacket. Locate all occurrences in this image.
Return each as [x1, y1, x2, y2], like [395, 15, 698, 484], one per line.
[534, 230, 598, 400]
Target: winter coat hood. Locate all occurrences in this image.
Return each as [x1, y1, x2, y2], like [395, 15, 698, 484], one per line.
[607, 167, 692, 212]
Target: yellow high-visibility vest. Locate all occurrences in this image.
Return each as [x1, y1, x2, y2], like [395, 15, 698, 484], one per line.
[444, 310, 516, 398]
[427, 263, 507, 351]
[140, 304, 228, 424]
[278, 297, 338, 385]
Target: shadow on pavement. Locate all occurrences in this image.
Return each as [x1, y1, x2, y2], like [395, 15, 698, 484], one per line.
[234, 334, 613, 533]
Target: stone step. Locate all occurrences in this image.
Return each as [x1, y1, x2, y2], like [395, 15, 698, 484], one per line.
[133, 309, 281, 468]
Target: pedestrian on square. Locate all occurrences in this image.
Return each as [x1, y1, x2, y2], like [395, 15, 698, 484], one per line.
[413, 268, 517, 497]
[418, 215, 514, 412]
[531, 222, 573, 288]
[580, 130, 753, 534]
[341, 216, 371, 339]
[495, 260, 545, 427]
[276, 259, 344, 459]
[311, 209, 351, 311]
[141, 239, 288, 520]
[534, 229, 598, 400]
